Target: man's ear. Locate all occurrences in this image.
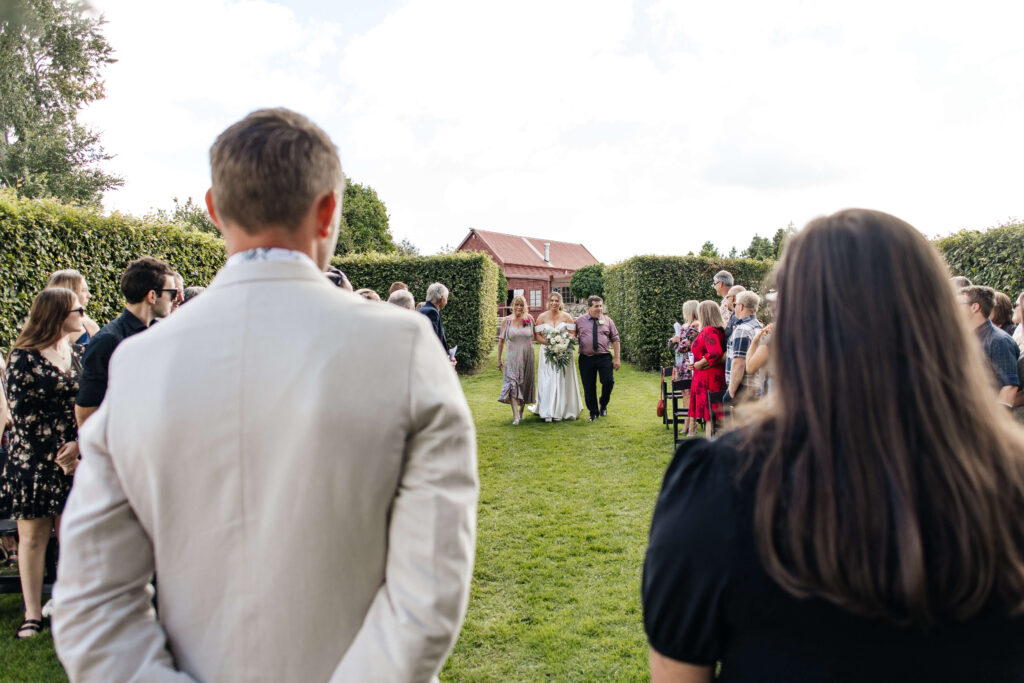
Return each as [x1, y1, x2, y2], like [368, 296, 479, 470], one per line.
[205, 189, 225, 235]
[146, 289, 158, 306]
[315, 192, 338, 239]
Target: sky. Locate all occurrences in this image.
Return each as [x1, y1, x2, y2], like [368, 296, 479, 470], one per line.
[81, 0, 1024, 263]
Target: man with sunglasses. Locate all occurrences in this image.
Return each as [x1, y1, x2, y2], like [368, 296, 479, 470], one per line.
[74, 257, 176, 426]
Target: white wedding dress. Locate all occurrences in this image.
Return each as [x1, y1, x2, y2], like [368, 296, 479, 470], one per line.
[529, 322, 584, 421]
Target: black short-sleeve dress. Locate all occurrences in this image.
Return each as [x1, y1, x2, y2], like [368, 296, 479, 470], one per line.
[0, 346, 82, 520]
[643, 433, 1024, 682]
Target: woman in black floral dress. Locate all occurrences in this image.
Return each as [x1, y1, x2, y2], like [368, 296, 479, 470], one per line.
[1, 288, 85, 638]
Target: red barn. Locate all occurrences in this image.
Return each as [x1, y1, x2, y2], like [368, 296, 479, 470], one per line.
[456, 228, 600, 315]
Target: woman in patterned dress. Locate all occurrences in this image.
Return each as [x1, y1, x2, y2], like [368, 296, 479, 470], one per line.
[669, 300, 701, 434]
[2, 288, 85, 638]
[497, 295, 537, 424]
[687, 300, 727, 437]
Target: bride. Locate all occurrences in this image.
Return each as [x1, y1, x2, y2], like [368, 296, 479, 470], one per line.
[529, 292, 584, 422]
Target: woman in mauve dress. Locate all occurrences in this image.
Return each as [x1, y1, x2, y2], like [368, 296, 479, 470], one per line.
[496, 295, 536, 425]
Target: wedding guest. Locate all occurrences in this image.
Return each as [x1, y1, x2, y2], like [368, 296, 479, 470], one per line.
[958, 285, 1020, 408]
[171, 271, 185, 313]
[182, 286, 205, 303]
[723, 285, 746, 339]
[46, 269, 100, 344]
[670, 300, 700, 435]
[420, 282, 455, 366]
[389, 281, 409, 295]
[1013, 291, 1024, 348]
[992, 291, 1016, 336]
[75, 257, 176, 426]
[745, 323, 774, 395]
[724, 291, 762, 404]
[686, 301, 726, 438]
[387, 289, 416, 310]
[644, 208, 1024, 682]
[950, 275, 972, 289]
[53, 108, 477, 681]
[575, 295, 621, 421]
[355, 288, 381, 302]
[497, 295, 536, 425]
[712, 270, 733, 324]
[325, 266, 353, 290]
[1, 288, 85, 639]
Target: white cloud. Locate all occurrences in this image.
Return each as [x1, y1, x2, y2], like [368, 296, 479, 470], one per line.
[83, 0, 1024, 261]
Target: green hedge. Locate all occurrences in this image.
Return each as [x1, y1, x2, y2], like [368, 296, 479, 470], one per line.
[603, 256, 775, 371]
[333, 251, 499, 372]
[0, 193, 225, 354]
[934, 220, 1024, 297]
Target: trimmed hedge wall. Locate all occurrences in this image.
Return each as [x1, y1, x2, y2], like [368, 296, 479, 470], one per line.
[0, 193, 225, 354]
[333, 251, 499, 372]
[934, 220, 1024, 297]
[604, 256, 775, 371]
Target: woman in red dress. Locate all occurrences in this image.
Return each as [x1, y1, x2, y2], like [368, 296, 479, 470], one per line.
[687, 300, 726, 436]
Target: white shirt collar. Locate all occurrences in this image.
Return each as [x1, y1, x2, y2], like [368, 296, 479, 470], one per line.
[224, 248, 318, 269]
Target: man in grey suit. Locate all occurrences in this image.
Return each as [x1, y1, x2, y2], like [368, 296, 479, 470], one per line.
[52, 109, 478, 682]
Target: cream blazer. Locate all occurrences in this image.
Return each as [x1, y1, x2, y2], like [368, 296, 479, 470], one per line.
[52, 259, 478, 682]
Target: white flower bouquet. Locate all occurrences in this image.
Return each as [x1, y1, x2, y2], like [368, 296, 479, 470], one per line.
[543, 328, 578, 372]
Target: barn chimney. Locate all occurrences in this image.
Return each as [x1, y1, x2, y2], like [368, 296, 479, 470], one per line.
[543, 242, 550, 262]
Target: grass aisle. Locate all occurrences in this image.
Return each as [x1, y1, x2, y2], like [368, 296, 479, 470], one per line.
[0, 352, 675, 682]
[442, 351, 673, 681]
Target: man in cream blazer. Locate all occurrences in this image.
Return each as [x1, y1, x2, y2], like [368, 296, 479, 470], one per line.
[52, 109, 478, 682]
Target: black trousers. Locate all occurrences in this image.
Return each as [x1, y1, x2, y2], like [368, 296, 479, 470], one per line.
[578, 353, 614, 416]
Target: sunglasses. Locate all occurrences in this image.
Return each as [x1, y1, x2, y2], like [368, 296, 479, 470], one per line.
[157, 288, 179, 298]
[69, 307, 85, 316]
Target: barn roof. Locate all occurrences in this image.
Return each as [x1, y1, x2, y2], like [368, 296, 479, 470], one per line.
[457, 229, 599, 271]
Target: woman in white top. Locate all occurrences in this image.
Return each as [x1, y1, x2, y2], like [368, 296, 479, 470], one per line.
[530, 292, 584, 422]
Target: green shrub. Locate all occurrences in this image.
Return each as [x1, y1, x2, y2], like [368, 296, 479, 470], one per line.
[934, 220, 1024, 297]
[333, 251, 499, 372]
[603, 256, 775, 371]
[570, 263, 604, 302]
[0, 193, 225, 354]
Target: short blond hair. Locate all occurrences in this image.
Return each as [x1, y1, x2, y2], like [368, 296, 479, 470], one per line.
[510, 294, 528, 312]
[682, 299, 699, 324]
[210, 108, 344, 234]
[736, 291, 760, 314]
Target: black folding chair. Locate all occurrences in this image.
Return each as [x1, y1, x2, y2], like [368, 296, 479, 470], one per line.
[671, 378, 692, 447]
[706, 390, 727, 439]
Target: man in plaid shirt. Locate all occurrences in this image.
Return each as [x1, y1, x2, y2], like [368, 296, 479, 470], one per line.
[958, 285, 1021, 408]
[725, 291, 763, 403]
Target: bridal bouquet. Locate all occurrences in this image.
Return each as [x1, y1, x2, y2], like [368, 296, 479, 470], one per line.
[543, 328, 578, 372]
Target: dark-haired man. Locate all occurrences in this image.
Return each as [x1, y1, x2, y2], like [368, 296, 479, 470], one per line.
[575, 295, 621, 421]
[74, 256, 176, 425]
[958, 285, 1021, 407]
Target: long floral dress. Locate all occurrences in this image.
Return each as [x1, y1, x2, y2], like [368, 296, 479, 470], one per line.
[0, 346, 82, 519]
[673, 322, 700, 381]
[498, 318, 536, 405]
[689, 326, 726, 421]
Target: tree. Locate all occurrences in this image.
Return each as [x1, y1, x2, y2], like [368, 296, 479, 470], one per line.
[0, 0, 121, 205]
[698, 241, 721, 259]
[772, 222, 797, 259]
[570, 263, 604, 302]
[728, 246, 737, 258]
[742, 234, 775, 260]
[395, 238, 419, 256]
[337, 177, 396, 255]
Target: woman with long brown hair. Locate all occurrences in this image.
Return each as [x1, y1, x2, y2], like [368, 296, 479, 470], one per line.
[1, 288, 85, 638]
[643, 209, 1024, 681]
[46, 269, 100, 344]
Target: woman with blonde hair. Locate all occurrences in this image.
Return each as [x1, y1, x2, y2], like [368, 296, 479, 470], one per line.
[496, 294, 536, 424]
[2, 288, 85, 638]
[46, 269, 100, 344]
[531, 291, 583, 422]
[684, 301, 726, 437]
[644, 209, 1024, 681]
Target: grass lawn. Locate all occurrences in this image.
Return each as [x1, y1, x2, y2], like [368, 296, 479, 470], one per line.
[0, 350, 681, 682]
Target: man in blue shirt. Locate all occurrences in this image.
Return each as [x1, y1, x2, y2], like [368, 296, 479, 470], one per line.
[724, 291, 763, 403]
[420, 282, 456, 367]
